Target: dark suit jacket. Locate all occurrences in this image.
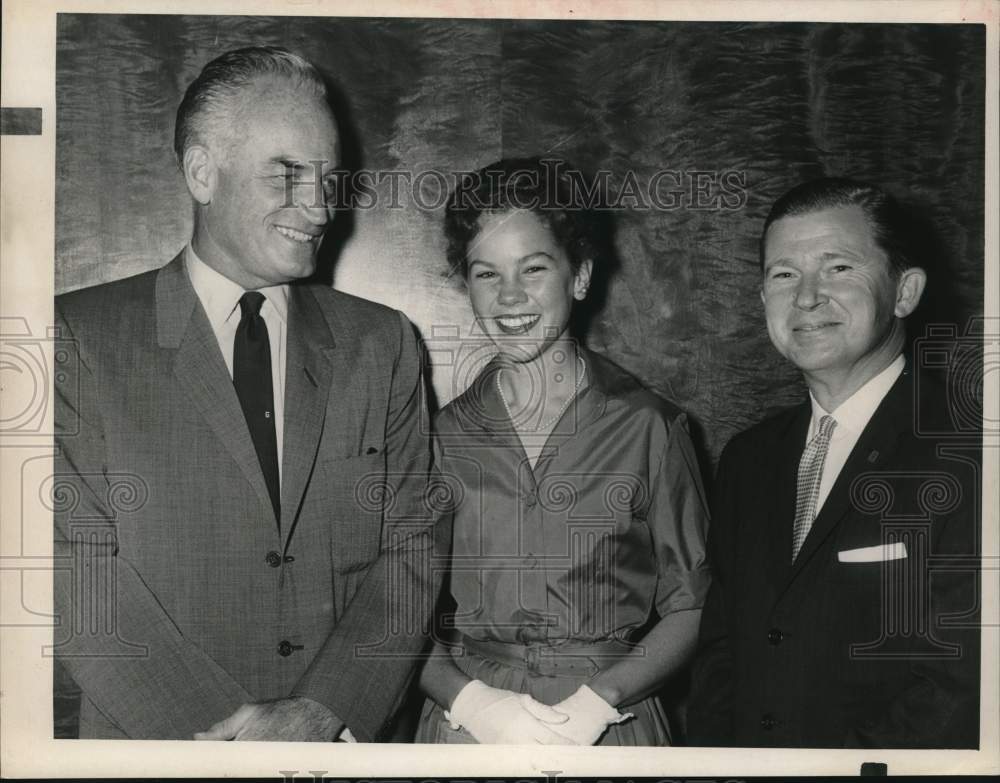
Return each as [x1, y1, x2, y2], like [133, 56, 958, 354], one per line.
[688, 365, 980, 748]
[53, 254, 446, 740]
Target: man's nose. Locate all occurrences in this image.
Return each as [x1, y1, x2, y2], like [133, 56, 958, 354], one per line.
[285, 173, 332, 226]
[298, 190, 332, 227]
[794, 273, 826, 310]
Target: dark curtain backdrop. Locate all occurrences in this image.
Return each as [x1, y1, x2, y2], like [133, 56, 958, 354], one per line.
[54, 15, 986, 739]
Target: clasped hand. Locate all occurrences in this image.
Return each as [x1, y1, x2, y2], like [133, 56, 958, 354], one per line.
[448, 681, 629, 745]
[547, 684, 632, 745]
[194, 696, 339, 741]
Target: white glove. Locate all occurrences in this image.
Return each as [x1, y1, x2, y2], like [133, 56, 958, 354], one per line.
[445, 680, 570, 744]
[548, 684, 633, 745]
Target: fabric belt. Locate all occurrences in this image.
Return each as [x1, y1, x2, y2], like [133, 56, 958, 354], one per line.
[460, 635, 633, 677]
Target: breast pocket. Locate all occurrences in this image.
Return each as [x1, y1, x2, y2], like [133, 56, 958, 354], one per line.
[831, 534, 909, 587]
[320, 451, 386, 573]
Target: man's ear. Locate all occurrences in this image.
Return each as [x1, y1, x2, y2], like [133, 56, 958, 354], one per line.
[894, 266, 927, 318]
[182, 145, 216, 205]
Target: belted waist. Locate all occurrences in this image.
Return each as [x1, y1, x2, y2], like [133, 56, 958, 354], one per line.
[460, 635, 634, 677]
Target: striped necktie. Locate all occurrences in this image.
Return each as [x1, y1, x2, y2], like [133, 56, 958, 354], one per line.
[791, 414, 837, 561]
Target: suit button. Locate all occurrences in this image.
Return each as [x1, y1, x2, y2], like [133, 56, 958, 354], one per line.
[760, 714, 777, 731]
[265, 551, 282, 568]
[277, 640, 293, 657]
[767, 628, 784, 645]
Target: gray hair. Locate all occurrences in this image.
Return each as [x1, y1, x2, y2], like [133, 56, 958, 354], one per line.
[173, 46, 327, 165]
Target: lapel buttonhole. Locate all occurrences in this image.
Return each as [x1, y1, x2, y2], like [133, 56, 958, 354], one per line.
[303, 366, 319, 388]
[867, 449, 879, 463]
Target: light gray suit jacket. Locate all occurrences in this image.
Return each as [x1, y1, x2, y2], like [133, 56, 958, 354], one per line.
[53, 254, 445, 740]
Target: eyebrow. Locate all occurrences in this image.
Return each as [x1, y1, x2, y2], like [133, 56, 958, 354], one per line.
[271, 158, 307, 171]
[269, 158, 337, 175]
[519, 252, 554, 263]
[467, 251, 555, 267]
[764, 249, 864, 269]
[817, 250, 863, 262]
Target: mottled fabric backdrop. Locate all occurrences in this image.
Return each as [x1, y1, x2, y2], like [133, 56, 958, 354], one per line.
[54, 15, 986, 739]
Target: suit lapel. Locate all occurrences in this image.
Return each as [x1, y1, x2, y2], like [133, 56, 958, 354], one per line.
[785, 371, 911, 582]
[767, 404, 811, 587]
[280, 283, 337, 549]
[157, 254, 278, 526]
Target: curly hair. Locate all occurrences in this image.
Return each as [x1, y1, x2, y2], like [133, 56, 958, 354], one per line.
[443, 157, 604, 279]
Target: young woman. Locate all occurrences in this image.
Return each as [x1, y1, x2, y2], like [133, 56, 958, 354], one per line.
[416, 158, 710, 745]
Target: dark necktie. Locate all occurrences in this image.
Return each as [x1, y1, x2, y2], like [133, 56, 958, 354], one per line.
[233, 291, 280, 523]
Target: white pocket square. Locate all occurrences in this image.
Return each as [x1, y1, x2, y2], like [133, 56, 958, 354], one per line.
[838, 542, 908, 562]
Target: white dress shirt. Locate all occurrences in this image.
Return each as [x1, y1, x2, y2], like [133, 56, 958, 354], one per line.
[807, 354, 905, 513]
[184, 245, 288, 484]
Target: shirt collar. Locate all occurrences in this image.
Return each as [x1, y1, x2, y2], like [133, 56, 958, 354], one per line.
[184, 244, 289, 329]
[458, 345, 621, 433]
[808, 353, 905, 439]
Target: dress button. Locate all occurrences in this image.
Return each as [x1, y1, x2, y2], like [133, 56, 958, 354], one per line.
[767, 628, 783, 645]
[524, 492, 536, 508]
[265, 551, 281, 568]
[760, 714, 777, 731]
[277, 640, 293, 657]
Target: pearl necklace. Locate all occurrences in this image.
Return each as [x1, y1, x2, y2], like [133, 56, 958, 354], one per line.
[496, 355, 587, 432]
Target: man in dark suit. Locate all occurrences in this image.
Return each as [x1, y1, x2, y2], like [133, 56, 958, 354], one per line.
[53, 47, 444, 741]
[688, 178, 980, 748]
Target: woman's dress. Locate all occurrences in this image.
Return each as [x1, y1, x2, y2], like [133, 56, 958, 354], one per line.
[416, 349, 711, 745]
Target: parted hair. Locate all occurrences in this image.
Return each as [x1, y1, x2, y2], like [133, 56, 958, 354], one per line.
[761, 177, 922, 276]
[173, 46, 327, 165]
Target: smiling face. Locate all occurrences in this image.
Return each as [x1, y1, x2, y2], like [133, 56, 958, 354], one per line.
[187, 78, 340, 289]
[466, 209, 591, 363]
[761, 204, 925, 394]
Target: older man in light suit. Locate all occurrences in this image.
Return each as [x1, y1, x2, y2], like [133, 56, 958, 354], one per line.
[53, 47, 444, 741]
